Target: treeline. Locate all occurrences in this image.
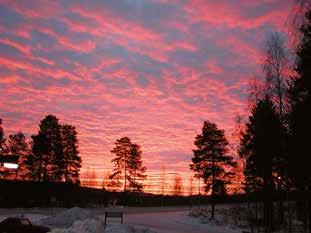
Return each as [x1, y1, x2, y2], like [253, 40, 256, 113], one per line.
[0, 179, 209, 208]
[0, 115, 81, 184]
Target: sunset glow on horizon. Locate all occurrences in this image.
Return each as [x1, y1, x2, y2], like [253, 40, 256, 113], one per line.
[0, 0, 294, 194]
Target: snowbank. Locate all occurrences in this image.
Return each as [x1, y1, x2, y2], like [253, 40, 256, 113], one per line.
[189, 205, 249, 230]
[49, 220, 156, 233]
[40, 207, 97, 228]
[42, 207, 157, 233]
[49, 219, 105, 233]
[106, 224, 156, 233]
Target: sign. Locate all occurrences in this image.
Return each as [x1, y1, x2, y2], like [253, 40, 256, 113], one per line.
[0, 155, 19, 169]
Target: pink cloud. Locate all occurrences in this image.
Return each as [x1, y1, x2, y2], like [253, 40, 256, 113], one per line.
[0, 0, 293, 193]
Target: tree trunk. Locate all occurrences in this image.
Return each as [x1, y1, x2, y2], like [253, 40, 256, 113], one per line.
[277, 178, 284, 224]
[65, 149, 68, 183]
[308, 188, 311, 233]
[263, 176, 273, 233]
[211, 201, 215, 219]
[43, 159, 48, 182]
[211, 151, 215, 219]
[124, 148, 127, 206]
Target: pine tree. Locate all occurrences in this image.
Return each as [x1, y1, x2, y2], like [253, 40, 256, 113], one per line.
[25, 133, 50, 181]
[127, 143, 146, 192]
[110, 137, 132, 192]
[8, 132, 29, 180]
[25, 115, 63, 182]
[190, 120, 235, 219]
[110, 137, 147, 194]
[61, 124, 81, 184]
[40, 115, 64, 181]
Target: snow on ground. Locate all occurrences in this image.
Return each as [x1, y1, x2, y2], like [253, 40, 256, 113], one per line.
[188, 205, 249, 231]
[40, 207, 157, 233]
[0, 205, 251, 233]
[50, 221, 156, 233]
[40, 207, 97, 228]
[125, 209, 244, 233]
[0, 213, 47, 223]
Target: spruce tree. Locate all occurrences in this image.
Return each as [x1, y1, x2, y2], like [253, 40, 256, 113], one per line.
[289, 8, 311, 190]
[240, 97, 283, 231]
[288, 7, 311, 232]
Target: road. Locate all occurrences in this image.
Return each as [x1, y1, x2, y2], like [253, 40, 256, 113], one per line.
[0, 205, 202, 215]
[124, 211, 208, 233]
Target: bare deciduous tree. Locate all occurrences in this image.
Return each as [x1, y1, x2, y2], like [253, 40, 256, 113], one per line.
[263, 32, 290, 119]
[173, 174, 183, 196]
[248, 75, 264, 109]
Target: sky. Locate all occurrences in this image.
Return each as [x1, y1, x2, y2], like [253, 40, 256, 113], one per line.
[0, 0, 294, 193]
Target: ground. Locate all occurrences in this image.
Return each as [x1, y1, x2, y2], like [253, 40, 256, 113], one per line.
[0, 205, 245, 233]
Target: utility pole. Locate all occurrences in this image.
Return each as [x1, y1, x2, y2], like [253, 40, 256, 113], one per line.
[161, 164, 165, 207]
[124, 146, 127, 207]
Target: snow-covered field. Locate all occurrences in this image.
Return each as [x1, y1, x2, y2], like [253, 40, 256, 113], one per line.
[0, 205, 248, 233]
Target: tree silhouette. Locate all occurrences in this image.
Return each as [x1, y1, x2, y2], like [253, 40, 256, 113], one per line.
[0, 119, 9, 156]
[25, 115, 67, 182]
[110, 137, 147, 194]
[190, 120, 235, 219]
[288, 7, 311, 232]
[61, 124, 81, 184]
[110, 137, 132, 192]
[173, 174, 183, 196]
[8, 132, 29, 180]
[240, 97, 283, 231]
[263, 32, 289, 119]
[127, 143, 146, 192]
[41, 115, 64, 182]
[0, 119, 10, 178]
[0, 119, 4, 151]
[289, 8, 311, 189]
[25, 132, 50, 181]
[161, 164, 166, 206]
[82, 168, 98, 188]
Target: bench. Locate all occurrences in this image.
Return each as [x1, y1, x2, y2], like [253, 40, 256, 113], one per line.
[104, 211, 123, 228]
